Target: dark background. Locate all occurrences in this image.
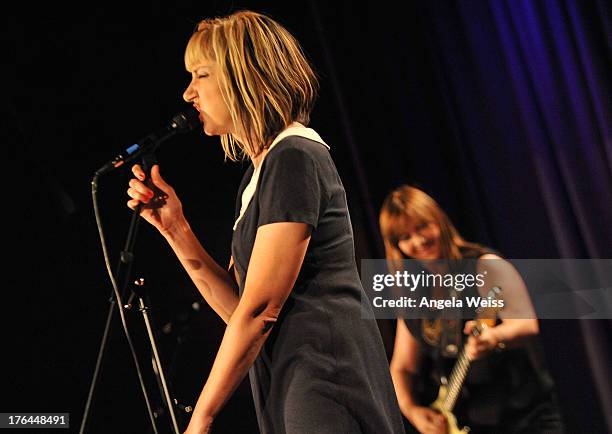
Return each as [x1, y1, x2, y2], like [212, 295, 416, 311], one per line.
[6, 1, 611, 433]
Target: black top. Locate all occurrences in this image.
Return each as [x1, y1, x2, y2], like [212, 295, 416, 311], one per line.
[404, 246, 556, 428]
[231, 135, 405, 434]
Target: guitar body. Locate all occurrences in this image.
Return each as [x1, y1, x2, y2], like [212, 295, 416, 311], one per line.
[431, 384, 470, 433]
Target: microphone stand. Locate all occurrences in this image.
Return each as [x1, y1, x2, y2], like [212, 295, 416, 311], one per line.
[127, 276, 182, 434]
[81, 150, 181, 434]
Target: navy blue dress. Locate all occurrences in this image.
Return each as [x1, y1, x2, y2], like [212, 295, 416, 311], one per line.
[231, 135, 405, 434]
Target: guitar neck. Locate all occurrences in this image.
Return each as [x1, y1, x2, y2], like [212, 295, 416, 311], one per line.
[443, 347, 471, 412]
[441, 286, 503, 413]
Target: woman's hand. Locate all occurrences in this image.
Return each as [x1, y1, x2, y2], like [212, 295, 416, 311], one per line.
[463, 321, 500, 360]
[406, 406, 448, 434]
[126, 164, 185, 234]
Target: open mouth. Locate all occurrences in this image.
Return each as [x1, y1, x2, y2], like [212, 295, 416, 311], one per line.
[193, 105, 204, 121]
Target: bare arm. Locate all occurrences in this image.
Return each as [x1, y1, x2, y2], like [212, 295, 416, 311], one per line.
[390, 319, 421, 415]
[127, 164, 239, 323]
[162, 219, 240, 324]
[391, 320, 446, 433]
[465, 254, 539, 359]
[185, 222, 311, 432]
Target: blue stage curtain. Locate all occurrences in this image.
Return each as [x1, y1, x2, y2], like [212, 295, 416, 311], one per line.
[314, 1, 611, 432]
[412, 1, 611, 431]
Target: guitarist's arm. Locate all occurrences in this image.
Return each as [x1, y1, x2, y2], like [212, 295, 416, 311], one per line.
[465, 254, 540, 360]
[391, 319, 447, 433]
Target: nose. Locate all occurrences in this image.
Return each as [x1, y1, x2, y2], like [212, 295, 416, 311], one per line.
[183, 79, 196, 103]
[412, 234, 426, 250]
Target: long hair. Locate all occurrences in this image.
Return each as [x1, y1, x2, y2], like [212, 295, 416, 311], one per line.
[185, 10, 319, 161]
[379, 185, 485, 261]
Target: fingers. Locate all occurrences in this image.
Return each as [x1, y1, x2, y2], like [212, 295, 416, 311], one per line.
[430, 411, 446, 427]
[129, 164, 150, 203]
[151, 165, 171, 190]
[132, 164, 146, 181]
[128, 178, 154, 202]
[127, 164, 174, 214]
[463, 320, 476, 334]
[423, 410, 446, 434]
[466, 334, 493, 360]
[131, 164, 172, 192]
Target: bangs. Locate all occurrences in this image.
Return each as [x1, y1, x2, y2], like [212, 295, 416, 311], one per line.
[182, 11, 319, 161]
[184, 28, 216, 71]
[380, 202, 431, 245]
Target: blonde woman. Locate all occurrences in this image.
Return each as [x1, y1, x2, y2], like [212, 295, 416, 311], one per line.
[126, 11, 404, 434]
[379, 185, 564, 434]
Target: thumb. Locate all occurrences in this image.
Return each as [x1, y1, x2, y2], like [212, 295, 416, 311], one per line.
[150, 165, 170, 189]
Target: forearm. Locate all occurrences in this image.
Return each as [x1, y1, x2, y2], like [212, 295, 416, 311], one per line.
[491, 318, 539, 349]
[191, 305, 275, 421]
[184, 222, 309, 426]
[391, 367, 419, 419]
[163, 218, 239, 323]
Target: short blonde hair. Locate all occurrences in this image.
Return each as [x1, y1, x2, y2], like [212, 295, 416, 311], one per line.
[185, 10, 319, 161]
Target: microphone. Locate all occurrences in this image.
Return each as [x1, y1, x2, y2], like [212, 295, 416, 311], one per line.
[95, 109, 201, 177]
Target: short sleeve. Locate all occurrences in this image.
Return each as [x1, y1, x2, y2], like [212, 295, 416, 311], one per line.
[256, 145, 324, 229]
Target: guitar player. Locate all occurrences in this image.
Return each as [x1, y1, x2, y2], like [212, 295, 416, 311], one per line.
[379, 186, 565, 434]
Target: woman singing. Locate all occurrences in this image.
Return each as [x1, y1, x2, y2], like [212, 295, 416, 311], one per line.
[126, 10, 404, 434]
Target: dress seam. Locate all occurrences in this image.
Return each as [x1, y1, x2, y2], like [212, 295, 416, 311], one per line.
[311, 269, 353, 433]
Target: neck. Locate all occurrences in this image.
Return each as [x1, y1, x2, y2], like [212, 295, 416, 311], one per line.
[248, 121, 305, 169]
[251, 151, 267, 169]
[421, 259, 446, 275]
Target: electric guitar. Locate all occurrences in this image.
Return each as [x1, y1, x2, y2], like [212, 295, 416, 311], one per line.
[429, 286, 504, 434]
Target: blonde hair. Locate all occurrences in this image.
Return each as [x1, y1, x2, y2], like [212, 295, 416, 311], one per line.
[379, 185, 483, 261]
[185, 10, 318, 161]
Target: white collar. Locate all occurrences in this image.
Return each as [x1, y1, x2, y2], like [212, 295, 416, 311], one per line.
[267, 124, 330, 151]
[232, 124, 329, 231]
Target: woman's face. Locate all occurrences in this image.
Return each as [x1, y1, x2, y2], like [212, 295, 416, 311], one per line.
[396, 218, 442, 260]
[183, 61, 234, 137]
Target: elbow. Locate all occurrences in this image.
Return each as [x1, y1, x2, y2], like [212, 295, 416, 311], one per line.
[389, 358, 402, 376]
[528, 319, 540, 336]
[389, 367, 405, 389]
[255, 303, 281, 335]
[506, 318, 539, 340]
[390, 358, 414, 378]
[235, 300, 283, 335]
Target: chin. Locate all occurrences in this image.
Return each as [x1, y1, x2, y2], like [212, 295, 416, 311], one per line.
[203, 125, 220, 137]
[420, 254, 438, 261]
[203, 122, 231, 137]
[419, 247, 440, 261]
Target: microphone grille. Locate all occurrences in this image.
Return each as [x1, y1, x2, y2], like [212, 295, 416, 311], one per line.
[172, 109, 201, 132]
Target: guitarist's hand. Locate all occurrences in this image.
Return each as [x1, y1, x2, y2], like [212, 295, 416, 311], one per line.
[464, 321, 500, 360]
[407, 406, 447, 434]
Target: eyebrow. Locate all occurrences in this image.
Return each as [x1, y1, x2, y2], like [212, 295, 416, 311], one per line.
[188, 65, 211, 74]
[186, 62, 209, 70]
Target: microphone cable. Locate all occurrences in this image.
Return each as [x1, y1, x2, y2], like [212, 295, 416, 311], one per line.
[82, 175, 160, 434]
[81, 109, 199, 434]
